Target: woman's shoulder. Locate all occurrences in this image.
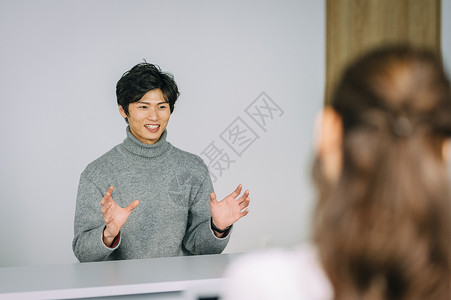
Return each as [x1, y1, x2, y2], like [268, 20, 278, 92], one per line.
[222, 244, 333, 300]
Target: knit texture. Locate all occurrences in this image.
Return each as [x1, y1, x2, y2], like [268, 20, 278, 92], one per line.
[73, 127, 230, 262]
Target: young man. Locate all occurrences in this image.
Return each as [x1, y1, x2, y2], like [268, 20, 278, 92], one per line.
[73, 63, 250, 262]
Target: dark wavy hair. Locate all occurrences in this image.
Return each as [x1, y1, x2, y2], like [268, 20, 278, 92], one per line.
[313, 45, 451, 300]
[116, 62, 180, 116]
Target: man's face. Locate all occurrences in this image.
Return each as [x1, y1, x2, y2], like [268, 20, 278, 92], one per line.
[119, 89, 171, 145]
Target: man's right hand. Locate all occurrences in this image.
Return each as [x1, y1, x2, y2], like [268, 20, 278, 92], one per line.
[100, 186, 140, 247]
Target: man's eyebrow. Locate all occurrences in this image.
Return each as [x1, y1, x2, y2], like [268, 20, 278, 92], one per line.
[136, 101, 169, 105]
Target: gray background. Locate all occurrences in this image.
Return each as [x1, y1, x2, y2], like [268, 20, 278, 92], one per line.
[0, 0, 449, 268]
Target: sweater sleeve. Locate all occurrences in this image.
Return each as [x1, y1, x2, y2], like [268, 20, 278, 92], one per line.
[182, 171, 231, 255]
[72, 173, 119, 262]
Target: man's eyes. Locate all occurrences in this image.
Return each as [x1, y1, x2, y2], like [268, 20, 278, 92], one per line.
[136, 104, 168, 110]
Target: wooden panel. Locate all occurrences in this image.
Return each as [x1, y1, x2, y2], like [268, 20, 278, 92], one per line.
[325, 0, 441, 104]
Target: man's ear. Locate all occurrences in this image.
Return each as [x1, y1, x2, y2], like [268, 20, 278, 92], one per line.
[118, 105, 128, 119]
[315, 107, 343, 182]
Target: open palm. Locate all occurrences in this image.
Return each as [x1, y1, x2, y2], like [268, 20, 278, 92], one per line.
[100, 186, 139, 246]
[210, 184, 250, 230]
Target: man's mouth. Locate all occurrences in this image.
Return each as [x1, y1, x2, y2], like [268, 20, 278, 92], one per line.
[145, 125, 159, 129]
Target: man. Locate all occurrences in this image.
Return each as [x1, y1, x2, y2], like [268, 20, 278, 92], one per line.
[73, 63, 250, 262]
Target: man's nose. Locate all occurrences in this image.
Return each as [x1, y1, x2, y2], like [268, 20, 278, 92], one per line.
[147, 108, 158, 120]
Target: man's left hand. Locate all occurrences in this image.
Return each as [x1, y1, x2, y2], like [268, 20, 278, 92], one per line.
[210, 184, 250, 231]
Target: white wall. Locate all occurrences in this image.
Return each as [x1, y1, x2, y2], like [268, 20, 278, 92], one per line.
[2, 0, 448, 269]
[0, 0, 325, 267]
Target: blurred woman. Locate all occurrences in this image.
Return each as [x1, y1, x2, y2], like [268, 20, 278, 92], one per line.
[223, 45, 451, 300]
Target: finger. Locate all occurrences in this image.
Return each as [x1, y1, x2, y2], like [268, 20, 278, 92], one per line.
[237, 190, 249, 203]
[101, 203, 107, 214]
[101, 200, 113, 214]
[240, 208, 249, 217]
[210, 192, 217, 203]
[125, 200, 140, 212]
[102, 196, 111, 207]
[240, 198, 250, 209]
[105, 186, 114, 198]
[103, 207, 113, 223]
[237, 194, 250, 206]
[231, 184, 242, 198]
[104, 212, 112, 222]
[101, 186, 114, 205]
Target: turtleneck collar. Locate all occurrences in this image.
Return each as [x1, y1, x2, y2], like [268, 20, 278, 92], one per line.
[122, 126, 171, 158]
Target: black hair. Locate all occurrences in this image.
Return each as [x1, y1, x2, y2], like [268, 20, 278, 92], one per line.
[116, 62, 179, 116]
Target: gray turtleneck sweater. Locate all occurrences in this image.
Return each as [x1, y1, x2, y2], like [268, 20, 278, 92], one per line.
[72, 127, 230, 262]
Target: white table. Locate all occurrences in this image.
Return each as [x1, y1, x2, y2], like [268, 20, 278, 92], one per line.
[0, 253, 239, 300]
